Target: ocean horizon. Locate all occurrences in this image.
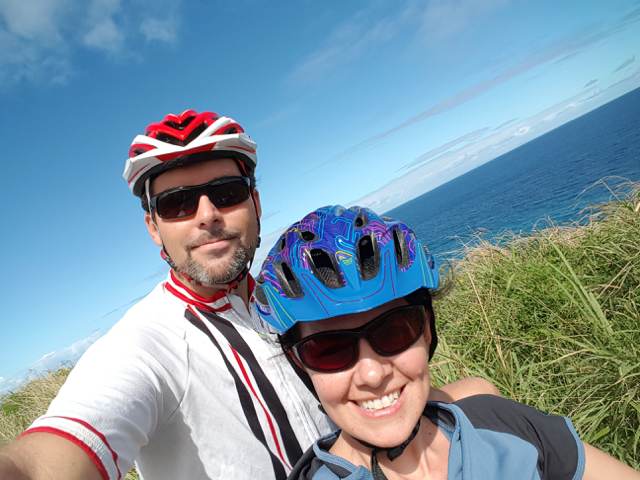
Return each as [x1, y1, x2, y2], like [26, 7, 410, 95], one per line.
[386, 86, 640, 258]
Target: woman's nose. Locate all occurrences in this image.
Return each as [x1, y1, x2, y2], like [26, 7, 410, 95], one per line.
[352, 339, 393, 388]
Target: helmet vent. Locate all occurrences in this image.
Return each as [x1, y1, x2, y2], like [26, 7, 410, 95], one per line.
[131, 148, 147, 157]
[275, 235, 287, 253]
[155, 132, 185, 147]
[307, 249, 344, 289]
[274, 261, 304, 299]
[393, 228, 410, 269]
[165, 116, 195, 130]
[224, 127, 239, 134]
[253, 283, 269, 305]
[354, 212, 369, 229]
[183, 123, 208, 145]
[297, 230, 318, 242]
[357, 233, 380, 281]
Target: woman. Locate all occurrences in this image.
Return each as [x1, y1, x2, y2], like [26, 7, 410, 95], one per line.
[253, 205, 639, 480]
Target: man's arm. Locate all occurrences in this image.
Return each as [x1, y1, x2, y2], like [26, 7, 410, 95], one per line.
[428, 377, 501, 403]
[0, 433, 103, 480]
[582, 441, 640, 480]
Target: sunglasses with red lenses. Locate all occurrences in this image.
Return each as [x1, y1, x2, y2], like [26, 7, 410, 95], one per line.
[288, 305, 427, 373]
[150, 176, 251, 219]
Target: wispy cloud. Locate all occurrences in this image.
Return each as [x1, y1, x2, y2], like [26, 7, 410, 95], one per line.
[348, 80, 636, 213]
[0, 332, 102, 394]
[417, 0, 511, 41]
[613, 55, 635, 73]
[287, 4, 415, 87]
[305, 7, 637, 166]
[494, 118, 518, 131]
[584, 79, 598, 88]
[399, 128, 489, 171]
[288, 0, 514, 88]
[0, 0, 179, 88]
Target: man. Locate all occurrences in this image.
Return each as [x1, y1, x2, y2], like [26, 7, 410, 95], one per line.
[0, 110, 498, 480]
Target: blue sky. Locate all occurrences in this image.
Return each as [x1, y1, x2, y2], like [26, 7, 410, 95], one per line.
[1, 0, 639, 393]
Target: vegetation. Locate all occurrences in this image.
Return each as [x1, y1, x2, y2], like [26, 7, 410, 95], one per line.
[0, 368, 139, 479]
[431, 181, 640, 469]
[1, 182, 638, 473]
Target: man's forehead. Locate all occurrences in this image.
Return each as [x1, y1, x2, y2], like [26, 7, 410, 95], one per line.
[150, 157, 241, 195]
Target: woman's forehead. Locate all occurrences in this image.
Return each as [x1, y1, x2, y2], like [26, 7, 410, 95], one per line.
[298, 298, 409, 337]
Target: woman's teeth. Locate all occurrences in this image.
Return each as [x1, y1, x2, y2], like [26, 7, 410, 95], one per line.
[357, 389, 400, 411]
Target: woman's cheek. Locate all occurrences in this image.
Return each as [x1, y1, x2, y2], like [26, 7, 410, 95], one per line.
[310, 371, 350, 408]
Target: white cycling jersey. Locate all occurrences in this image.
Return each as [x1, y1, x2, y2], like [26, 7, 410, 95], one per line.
[24, 272, 332, 480]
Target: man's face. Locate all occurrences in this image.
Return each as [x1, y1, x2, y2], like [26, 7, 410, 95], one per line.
[144, 158, 261, 287]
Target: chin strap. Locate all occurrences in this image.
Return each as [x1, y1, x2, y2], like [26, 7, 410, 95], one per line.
[362, 418, 421, 480]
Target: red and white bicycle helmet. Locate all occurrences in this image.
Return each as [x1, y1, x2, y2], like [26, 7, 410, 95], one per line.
[123, 110, 258, 197]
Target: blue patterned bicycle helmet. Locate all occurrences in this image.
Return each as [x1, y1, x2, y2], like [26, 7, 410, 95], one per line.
[253, 205, 439, 334]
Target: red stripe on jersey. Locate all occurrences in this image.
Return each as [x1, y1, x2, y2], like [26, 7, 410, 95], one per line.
[166, 283, 232, 312]
[169, 270, 228, 303]
[229, 346, 292, 471]
[21, 427, 111, 480]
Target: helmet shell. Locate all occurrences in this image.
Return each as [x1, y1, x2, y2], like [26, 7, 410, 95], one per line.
[123, 110, 257, 197]
[254, 205, 439, 333]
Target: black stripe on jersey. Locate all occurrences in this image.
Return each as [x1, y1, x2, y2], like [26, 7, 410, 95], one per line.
[199, 310, 304, 465]
[451, 394, 579, 480]
[185, 309, 288, 480]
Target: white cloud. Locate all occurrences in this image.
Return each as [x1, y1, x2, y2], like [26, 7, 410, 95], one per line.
[613, 55, 635, 73]
[287, 2, 417, 86]
[0, 0, 179, 88]
[140, 17, 177, 43]
[83, 18, 124, 52]
[419, 0, 511, 40]
[0, 376, 22, 396]
[0, 332, 103, 395]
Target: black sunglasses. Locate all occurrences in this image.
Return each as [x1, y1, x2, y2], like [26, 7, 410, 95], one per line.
[288, 305, 427, 373]
[150, 176, 251, 219]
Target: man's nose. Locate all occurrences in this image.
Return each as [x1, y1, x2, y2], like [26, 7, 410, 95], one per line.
[194, 194, 223, 226]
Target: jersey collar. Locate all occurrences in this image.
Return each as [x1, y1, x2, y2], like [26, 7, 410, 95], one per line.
[164, 270, 255, 312]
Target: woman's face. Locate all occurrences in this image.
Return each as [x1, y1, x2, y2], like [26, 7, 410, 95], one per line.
[297, 298, 432, 449]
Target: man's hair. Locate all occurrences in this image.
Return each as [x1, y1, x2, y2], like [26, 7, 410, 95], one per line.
[140, 156, 257, 213]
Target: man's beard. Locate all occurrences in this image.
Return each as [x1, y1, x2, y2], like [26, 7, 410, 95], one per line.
[175, 230, 257, 286]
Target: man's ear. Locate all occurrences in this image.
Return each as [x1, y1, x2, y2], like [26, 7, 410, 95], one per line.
[144, 212, 163, 247]
[251, 189, 262, 218]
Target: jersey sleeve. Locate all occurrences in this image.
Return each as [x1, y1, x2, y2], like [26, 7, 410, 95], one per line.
[453, 394, 585, 480]
[22, 316, 188, 480]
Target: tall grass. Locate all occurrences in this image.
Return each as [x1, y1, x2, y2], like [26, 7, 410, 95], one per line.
[431, 181, 640, 469]
[0, 368, 140, 479]
[0, 367, 71, 447]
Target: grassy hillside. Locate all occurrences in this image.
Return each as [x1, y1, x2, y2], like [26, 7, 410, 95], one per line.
[431, 181, 640, 469]
[1, 181, 638, 472]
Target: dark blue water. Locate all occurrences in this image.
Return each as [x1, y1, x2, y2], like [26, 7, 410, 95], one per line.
[387, 87, 640, 258]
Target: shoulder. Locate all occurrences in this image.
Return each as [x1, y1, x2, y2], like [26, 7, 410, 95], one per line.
[446, 395, 585, 480]
[453, 394, 574, 439]
[288, 432, 373, 480]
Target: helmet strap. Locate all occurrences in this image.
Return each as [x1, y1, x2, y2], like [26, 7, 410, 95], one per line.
[359, 418, 421, 480]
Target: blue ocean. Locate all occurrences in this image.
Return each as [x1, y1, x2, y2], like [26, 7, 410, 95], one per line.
[386, 87, 640, 258]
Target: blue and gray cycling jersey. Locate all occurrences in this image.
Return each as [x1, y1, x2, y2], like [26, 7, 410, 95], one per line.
[289, 394, 585, 480]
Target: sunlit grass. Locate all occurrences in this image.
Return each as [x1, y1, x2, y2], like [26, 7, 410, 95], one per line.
[431, 181, 640, 469]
